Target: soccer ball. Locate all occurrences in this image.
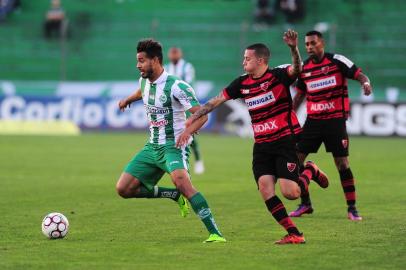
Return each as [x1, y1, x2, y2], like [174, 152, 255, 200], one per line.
[41, 212, 69, 239]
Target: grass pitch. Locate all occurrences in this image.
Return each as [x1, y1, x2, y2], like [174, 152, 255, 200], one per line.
[0, 133, 405, 269]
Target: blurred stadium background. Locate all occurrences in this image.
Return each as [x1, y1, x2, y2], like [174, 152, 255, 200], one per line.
[1, 1, 406, 269]
[0, 0, 405, 136]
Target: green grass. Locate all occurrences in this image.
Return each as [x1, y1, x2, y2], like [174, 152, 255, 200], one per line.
[0, 134, 405, 269]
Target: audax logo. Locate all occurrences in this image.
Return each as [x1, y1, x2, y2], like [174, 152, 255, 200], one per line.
[253, 120, 278, 133]
[245, 91, 275, 110]
[306, 76, 337, 92]
[310, 102, 335, 111]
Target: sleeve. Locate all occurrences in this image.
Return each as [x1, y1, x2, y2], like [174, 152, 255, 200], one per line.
[272, 65, 297, 88]
[184, 62, 195, 85]
[223, 77, 243, 100]
[295, 76, 306, 94]
[173, 81, 200, 111]
[333, 54, 362, 79]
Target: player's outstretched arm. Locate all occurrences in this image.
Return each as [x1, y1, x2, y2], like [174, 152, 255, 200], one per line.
[283, 29, 302, 78]
[187, 92, 228, 127]
[176, 92, 228, 147]
[176, 105, 208, 147]
[118, 89, 142, 112]
[356, 72, 372, 96]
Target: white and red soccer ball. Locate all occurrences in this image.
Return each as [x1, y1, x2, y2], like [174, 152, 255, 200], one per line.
[41, 212, 69, 239]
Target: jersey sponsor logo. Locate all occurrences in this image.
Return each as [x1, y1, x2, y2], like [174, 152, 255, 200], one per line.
[145, 104, 170, 114]
[342, 139, 348, 148]
[287, 162, 296, 172]
[306, 76, 337, 92]
[159, 94, 167, 103]
[150, 119, 168, 127]
[252, 120, 278, 134]
[245, 91, 275, 110]
[310, 102, 335, 112]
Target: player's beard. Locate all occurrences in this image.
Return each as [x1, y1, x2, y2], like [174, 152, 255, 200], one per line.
[140, 64, 154, 79]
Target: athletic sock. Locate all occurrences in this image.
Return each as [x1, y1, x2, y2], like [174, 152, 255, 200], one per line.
[339, 168, 356, 209]
[298, 166, 312, 205]
[135, 186, 180, 201]
[189, 192, 222, 236]
[265, 196, 301, 235]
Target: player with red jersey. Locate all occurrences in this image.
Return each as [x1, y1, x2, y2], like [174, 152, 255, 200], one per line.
[289, 30, 372, 221]
[177, 30, 328, 244]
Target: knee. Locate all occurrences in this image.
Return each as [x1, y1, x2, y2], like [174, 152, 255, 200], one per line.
[280, 182, 301, 200]
[116, 182, 130, 198]
[258, 181, 275, 199]
[282, 189, 300, 200]
[335, 159, 349, 171]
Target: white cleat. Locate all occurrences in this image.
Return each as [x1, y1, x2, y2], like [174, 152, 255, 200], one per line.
[194, 160, 205, 175]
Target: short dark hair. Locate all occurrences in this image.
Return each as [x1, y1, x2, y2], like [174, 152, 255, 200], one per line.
[246, 43, 271, 62]
[306, 30, 323, 38]
[137, 39, 163, 64]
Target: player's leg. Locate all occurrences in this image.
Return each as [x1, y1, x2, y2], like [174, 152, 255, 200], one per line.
[257, 176, 305, 244]
[334, 156, 362, 221]
[290, 119, 323, 217]
[253, 143, 304, 244]
[326, 119, 362, 221]
[164, 144, 225, 242]
[117, 144, 182, 202]
[191, 136, 205, 175]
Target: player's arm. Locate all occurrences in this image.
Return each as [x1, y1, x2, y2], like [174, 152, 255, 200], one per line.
[118, 88, 142, 112]
[188, 91, 227, 128]
[176, 105, 208, 148]
[283, 29, 302, 78]
[176, 92, 228, 147]
[355, 72, 372, 96]
[292, 91, 305, 112]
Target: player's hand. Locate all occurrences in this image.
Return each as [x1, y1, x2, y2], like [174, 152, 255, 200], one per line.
[176, 130, 191, 148]
[362, 82, 372, 96]
[118, 99, 130, 112]
[283, 29, 298, 48]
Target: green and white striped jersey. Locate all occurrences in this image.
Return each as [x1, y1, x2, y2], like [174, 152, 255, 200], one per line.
[140, 71, 200, 145]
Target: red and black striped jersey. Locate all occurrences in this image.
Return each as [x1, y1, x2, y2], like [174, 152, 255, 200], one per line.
[296, 53, 361, 120]
[223, 66, 301, 144]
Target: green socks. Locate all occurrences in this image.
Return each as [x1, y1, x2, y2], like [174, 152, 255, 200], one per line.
[189, 192, 222, 236]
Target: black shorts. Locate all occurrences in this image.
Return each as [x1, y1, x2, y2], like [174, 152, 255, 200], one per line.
[297, 118, 349, 157]
[252, 137, 299, 182]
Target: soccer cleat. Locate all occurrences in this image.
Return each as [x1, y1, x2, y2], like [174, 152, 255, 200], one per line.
[194, 160, 205, 175]
[275, 233, 306, 245]
[305, 161, 329, 188]
[203, 234, 227, 243]
[177, 195, 190, 218]
[289, 204, 314, 217]
[347, 208, 363, 221]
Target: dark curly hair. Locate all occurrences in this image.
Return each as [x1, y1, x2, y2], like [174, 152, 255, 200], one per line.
[137, 39, 163, 64]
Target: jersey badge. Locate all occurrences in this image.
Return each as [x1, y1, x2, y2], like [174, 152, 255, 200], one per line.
[287, 162, 297, 172]
[321, 66, 329, 75]
[159, 94, 167, 103]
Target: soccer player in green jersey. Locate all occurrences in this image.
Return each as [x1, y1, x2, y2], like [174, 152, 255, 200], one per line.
[116, 39, 225, 243]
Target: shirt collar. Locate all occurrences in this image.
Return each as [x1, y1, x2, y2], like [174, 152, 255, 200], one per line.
[148, 70, 168, 85]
